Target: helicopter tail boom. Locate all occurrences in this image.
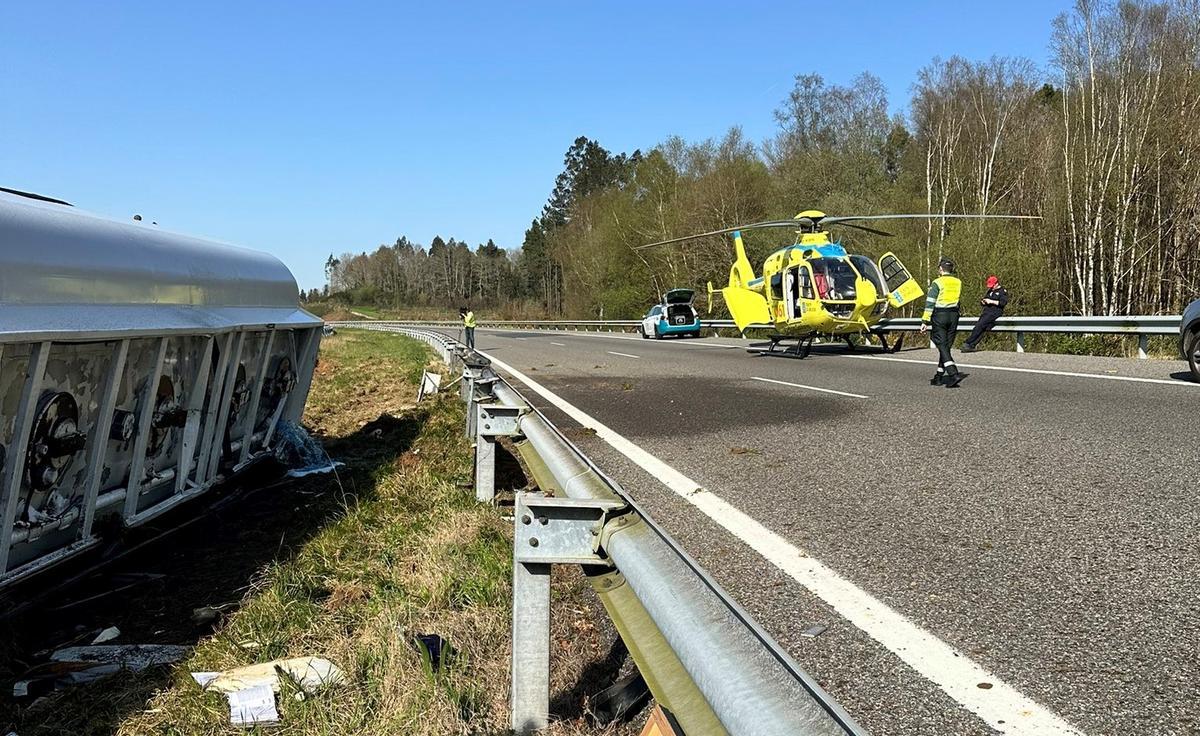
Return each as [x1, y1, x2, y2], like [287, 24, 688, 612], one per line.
[729, 230, 758, 289]
[722, 285, 770, 332]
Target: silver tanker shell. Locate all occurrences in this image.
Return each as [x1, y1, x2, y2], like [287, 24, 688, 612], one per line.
[0, 190, 302, 309]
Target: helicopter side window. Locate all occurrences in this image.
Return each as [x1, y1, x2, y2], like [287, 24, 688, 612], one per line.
[769, 272, 783, 301]
[811, 260, 831, 299]
[798, 267, 814, 300]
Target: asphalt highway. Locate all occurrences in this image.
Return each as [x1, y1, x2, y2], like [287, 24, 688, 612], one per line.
[433, 326, 1197, 736]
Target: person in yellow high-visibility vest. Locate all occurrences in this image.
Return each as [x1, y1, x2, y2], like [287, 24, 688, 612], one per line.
[920, 258, 965, 388]
[460, 306, 476, 349]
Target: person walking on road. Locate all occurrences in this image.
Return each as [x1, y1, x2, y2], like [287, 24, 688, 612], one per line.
[962, 275, 1009, 352]
[921, 258, 965, 388]
[460, 306, 476, 349]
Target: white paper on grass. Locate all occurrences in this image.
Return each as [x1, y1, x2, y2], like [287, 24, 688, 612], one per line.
[228, 683, 279, 726]
[191, 672, 220, 688]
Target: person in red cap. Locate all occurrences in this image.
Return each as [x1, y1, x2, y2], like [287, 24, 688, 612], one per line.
[963, 275, 1009, 352]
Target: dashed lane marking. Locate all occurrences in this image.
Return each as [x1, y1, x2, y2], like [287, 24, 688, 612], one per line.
[606, 351, 641, 359]
[750, 376, 869, 399]
[480, 350, 1084, 736]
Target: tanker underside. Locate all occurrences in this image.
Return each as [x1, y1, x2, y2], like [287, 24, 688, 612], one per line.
[0, 324, 322, 588]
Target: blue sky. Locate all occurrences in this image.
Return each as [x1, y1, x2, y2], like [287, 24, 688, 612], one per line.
[1, 1, 1071, 290]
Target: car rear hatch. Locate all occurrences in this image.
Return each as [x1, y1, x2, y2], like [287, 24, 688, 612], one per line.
[664, 289, 695, 305]
[662, 290, 696, 326]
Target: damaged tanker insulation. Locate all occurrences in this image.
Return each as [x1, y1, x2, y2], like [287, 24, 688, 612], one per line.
[0, 188, 322, 587]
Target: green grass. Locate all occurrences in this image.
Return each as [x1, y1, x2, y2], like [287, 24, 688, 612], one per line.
[105, 330, 514, 734]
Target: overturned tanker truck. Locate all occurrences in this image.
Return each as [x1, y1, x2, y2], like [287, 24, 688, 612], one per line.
[0, 188, 321, 588]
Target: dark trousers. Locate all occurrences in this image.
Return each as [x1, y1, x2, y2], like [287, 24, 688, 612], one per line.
[465, 327, 475, 349]
[931, 309, 959, 377]
[965, 308, 1002, 347]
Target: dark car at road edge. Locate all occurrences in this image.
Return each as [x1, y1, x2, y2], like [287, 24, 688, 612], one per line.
[1182, 298, 1200, 380]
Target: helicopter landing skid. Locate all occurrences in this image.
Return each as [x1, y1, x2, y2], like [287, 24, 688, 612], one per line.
[750, 334, 815, 359]
[871, 332, 905, 354]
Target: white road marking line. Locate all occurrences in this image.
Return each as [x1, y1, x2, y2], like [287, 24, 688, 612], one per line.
[560, 332, 644, 342]
[677, 341, 745, 350]
[480, 350, 1083, 736]
[514, 337, 528, 340]
[607, 350, 641, 359]
[750, 376, 869, 399]
[841, 353, 1195, 387]
[550, 342, 566, 346]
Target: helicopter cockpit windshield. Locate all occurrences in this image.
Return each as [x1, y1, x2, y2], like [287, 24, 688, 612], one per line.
[809, 258, 858, 301]
[848, 255, 886, 295]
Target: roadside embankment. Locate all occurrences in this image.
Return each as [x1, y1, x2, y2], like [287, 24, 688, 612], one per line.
[4, 330, 633, 735]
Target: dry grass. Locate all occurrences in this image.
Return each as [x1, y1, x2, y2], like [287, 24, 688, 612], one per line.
[14, 329, 637, 735]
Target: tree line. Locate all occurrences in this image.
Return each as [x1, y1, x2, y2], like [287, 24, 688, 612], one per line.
[323, 0, 1200, 318]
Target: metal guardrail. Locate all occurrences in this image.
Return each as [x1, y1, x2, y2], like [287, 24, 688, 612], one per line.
[366, 323, 866, 736]
[331, 313, 1182, 359]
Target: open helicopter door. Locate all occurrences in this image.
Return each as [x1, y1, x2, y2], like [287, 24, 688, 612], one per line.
[878, 252, 924, 307]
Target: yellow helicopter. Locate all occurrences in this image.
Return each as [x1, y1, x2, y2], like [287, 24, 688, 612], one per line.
[638, 211, 1037, 358]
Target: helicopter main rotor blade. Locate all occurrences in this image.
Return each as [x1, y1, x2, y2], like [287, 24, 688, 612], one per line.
[634, 213, 1039, 249]
[821, 213, 1041, 224]
[832, 221, 894, 237]
[633, 220, 815, 250]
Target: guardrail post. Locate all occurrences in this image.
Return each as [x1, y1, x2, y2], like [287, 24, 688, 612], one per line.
[1016, 331, 1026, 353]
[460, 366, 476, 404]
[511, 511, 551, 733]
[467, 376, 497, 441]
[510, 493, 623, 734]
[1138, 334, 1149, 359]
[474, 402, 521, 503]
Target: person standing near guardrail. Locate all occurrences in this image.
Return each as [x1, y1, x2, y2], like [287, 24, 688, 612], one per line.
[460, 306, 477, 349]
[920, 258, 965, 388]
[962, 275, 1008, 352]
